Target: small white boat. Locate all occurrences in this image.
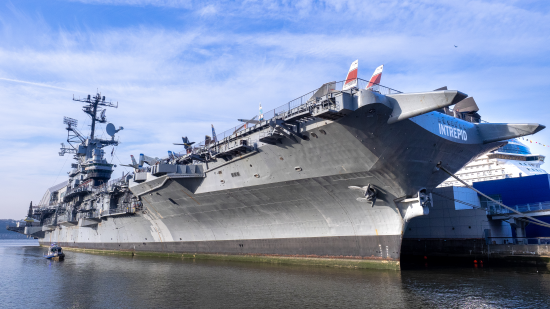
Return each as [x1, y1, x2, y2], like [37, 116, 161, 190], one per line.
[44, 243, 65, 260]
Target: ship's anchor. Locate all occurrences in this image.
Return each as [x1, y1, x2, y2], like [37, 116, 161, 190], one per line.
[348, 184, 377, 206]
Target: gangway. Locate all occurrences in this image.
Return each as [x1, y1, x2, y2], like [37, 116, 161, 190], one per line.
[436, 162, 550, 230]
[490, 202, 550, 220]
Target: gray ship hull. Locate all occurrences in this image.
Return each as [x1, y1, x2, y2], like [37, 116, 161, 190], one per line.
[40, 101, 504, 264]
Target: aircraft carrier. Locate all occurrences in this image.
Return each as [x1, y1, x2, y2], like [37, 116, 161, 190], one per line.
[9, 62, 545, 268]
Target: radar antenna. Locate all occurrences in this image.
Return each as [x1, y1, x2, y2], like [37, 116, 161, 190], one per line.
[73, 92, 118, 140]
[59, 93, 122, 157]
[59, 143, 76, 156]
[59, 117, 85, 156]
[59, 91, 124, 186]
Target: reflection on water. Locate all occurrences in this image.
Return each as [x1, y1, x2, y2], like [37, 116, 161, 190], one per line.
[1, 239, 549, 308]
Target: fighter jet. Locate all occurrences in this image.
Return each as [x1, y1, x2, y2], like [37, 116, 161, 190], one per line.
[308, 59, 359, 102]
[236, 115, 259, 133]
[168, 150, 183, 160]
[173, 137, 195, 150]
[120, 154, 142, 169]
[141, 154, 160, 166]
[348, 184, 378, 207]
[121, 153, 160, 169]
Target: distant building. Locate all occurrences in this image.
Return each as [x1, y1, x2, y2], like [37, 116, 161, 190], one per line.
[439, 139, 546, 187]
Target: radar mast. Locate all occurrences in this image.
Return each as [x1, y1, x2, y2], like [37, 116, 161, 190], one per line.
[59, 92, 124, 186]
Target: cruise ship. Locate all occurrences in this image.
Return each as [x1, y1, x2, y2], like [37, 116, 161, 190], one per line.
[8, 61, 545, 269]
[439, 139, 547, 187]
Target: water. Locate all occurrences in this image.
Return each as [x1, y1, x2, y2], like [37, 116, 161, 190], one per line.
[1, 239, 550, 308]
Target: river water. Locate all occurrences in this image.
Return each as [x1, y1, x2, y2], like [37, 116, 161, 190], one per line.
[1, 239, 549, 308]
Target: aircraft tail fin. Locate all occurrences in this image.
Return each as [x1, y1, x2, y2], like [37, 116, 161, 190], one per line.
[138, 154, 145, 168]
[259, 103, 264, 121]
[130, 155, 137, 166]
[343, 60, 358, 90]
[211, 125, 217, 144]
[366, 65, 383, 89]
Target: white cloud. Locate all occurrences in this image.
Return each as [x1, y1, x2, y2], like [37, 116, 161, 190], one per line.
[198, 4, 218, 16]
[68, 0, 193, 8]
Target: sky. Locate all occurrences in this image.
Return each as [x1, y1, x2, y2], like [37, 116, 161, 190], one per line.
[1, 0, 550, 219]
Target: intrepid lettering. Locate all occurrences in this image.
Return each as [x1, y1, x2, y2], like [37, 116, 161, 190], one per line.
[438, 123, 467, 141]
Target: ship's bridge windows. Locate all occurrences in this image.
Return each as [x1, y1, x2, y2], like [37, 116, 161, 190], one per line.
[498, 143, 531, 155]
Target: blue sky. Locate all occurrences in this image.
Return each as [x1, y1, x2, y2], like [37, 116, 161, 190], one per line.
[1, 0, 550, 218]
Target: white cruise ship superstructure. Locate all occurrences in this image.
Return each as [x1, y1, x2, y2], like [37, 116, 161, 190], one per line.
[439, 139, 546, 187]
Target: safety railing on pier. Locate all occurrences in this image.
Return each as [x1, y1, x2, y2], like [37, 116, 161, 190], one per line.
[486, 236, 550, 245]
[486, 201, 550, 215]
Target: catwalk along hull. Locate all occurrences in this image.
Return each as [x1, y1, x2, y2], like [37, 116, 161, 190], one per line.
[41, 99, 508, 263]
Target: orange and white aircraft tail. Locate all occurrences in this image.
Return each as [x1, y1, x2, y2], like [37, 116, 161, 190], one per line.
[366, 65, 383, 89]
[342, 60, 358, 90]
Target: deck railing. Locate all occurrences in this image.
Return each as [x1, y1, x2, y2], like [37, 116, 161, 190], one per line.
[64, 174, 130, 198]
[214, 79, 400, 143]
[174, 78, 401, 158]
[65, 181, 93, 197]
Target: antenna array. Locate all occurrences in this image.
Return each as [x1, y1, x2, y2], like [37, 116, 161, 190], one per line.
[63, 117, 78, 128]
[73, 92, 118, 140]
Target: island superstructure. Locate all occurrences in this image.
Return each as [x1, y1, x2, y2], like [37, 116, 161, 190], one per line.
[9, 62, 546, 269]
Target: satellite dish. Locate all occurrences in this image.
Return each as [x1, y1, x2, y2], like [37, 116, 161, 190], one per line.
[106, 123, 116, 137]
